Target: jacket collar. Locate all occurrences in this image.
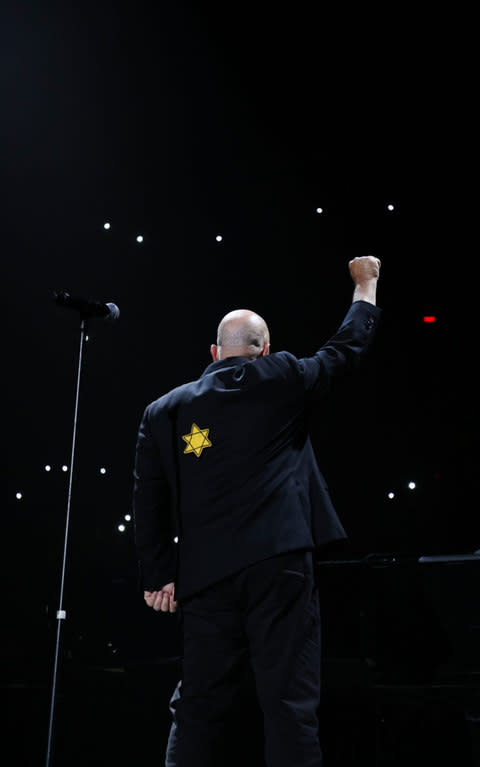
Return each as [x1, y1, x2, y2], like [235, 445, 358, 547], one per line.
[201, 356, 250, 377]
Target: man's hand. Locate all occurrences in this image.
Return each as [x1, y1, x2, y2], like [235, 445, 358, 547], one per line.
[349, 256, 381, 305]
[144, 582, 178, 613]
[349, 255, 381, 283]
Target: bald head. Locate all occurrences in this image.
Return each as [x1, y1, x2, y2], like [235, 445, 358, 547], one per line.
[210, 309, 270, 361]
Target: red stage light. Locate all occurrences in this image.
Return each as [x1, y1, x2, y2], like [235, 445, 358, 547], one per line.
[423, 315, 436, 324]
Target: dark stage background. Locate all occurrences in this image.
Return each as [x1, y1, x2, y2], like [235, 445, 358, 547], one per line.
[3, 2, 478, 765]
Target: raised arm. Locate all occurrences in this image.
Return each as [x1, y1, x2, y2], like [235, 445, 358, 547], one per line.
[299, 257, 382, 397]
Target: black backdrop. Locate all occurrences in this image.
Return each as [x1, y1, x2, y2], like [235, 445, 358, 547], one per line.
[3, 2, 477, 764]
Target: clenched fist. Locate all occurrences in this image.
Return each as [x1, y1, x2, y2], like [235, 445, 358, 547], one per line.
[349, 256, 381, 284]
[349, 256, 381, 305]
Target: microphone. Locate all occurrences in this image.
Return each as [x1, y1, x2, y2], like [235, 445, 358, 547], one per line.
[53, 290, 120, 322]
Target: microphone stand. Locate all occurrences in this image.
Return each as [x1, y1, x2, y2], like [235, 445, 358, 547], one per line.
[45, 315, 88, 767]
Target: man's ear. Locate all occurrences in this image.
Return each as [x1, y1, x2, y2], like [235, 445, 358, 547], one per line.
[260, 342, 270, 356]
[210, 344, 219, 361]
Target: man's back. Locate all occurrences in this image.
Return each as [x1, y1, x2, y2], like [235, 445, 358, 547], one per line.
[141, 298, 380, 601]
[150, 350, 317, 599]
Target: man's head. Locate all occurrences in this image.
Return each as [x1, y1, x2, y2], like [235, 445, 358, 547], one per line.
[210, 309, 270, 361]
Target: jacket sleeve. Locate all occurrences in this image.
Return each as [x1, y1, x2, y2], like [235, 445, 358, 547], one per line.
[300, 300, 381, 398]
[132, 404, 177, 590]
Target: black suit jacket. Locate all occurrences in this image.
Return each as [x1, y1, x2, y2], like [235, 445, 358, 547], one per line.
[133, 300, 381, 603]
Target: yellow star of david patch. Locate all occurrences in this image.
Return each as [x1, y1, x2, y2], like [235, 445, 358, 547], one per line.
[182, 423, 212, 458]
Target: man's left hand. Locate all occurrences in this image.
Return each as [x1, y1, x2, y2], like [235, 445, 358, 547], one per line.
[144, 582, 178, 613]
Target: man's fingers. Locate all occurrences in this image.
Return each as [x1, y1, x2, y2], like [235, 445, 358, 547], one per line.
[162, 593, 178, 613]
[161, 593, 170, 611]
[153, 591, 176, 612]
[145, 588, 177, 613]
[153, 592, 166, 611]
[144, 591, 157, 607]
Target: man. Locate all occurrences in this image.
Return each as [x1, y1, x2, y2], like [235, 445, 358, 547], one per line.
[133, 256, 381, 766]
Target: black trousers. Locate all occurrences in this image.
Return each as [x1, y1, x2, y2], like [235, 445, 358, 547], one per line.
[168, 548, 323, 767]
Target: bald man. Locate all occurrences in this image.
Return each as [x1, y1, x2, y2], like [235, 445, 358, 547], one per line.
[212, 308, 271, 360]
[133, 256, 381, 767]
